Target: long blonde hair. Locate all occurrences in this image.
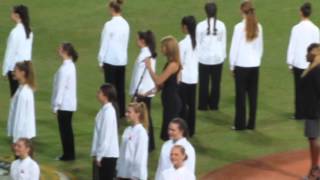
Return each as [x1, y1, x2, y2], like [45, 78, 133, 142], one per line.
[241, 0, 258, 42]
[161, 36, 181, 69]
[128, 102, 149, 130]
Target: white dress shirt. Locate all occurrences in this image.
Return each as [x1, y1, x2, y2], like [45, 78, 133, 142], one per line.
[160, 166, 196, 180]
[129, 47, 156, 96]
[229, 20, 263, 70]
[287, 20, 320, 69]
[7, 85, 36, 143]
[155, 138, 196, 180]
[10, 156, 40, 180]
[98, 16, 130, 66]
[117, 124, 149, 180]
[91, 102, 119, 161]
[196, 18, 227, 65]
[179, 35, 199, 84]
[3, 23, 34, 76]
[51, 59, 77, 113]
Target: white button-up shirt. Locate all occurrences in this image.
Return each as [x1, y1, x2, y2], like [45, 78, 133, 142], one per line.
[2, 23, 34, 76]
[98, 16, 130, 66]
[129, 47, 156, 96]
[196, 18, 227, 65]
[287, 20, 320, 69]
[160, 166, 196, 180]
[91, 102, 119, 161]
[229, 20, 263, 70]
[10, 156, 40, 180]
[51, 59, 77, 112]
[155, 138, 196, 180]
[179, 35, 199, 84]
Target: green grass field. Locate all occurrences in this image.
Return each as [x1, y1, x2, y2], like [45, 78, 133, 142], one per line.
[1, 0, 320, 179]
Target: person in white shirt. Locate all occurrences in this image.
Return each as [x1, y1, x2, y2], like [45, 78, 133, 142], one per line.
[7, 61, 36, 143]
[91, 83, 119, 180]
[10, 138, 40, 180]
[51, 42, 78, 161]
[117, 102, 149, 180]
[179, 16, 198, 138]
[3, 5, 34, 97]
[196, 2, 227, 111]
[160, 145, 196, 180]
[129, 30, 157, 152]
[98, 0, 130, 118]
[155, 118, 196, 180]
[287, 2, 320, 120]
[229, 1, 263, 130]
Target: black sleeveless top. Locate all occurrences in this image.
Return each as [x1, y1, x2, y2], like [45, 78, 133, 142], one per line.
[161, 63, 181, 103]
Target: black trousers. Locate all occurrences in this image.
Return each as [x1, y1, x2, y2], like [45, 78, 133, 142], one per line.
[198, 63, 223, 110]
[7, 71, 19, 97]
[293, 67, 304, 119]
[57, 110, 75, 159]
[93, 157, 117, 180]
[103, 63, 126, 118]
[179, 83, 197, 137]
[136, 96, 156, 152]
[234, 67, 259, 130]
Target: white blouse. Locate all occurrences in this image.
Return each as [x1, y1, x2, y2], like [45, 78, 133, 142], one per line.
[10, 156, 40, 180]
[196, 18, 227, 65]
[98, 16, 130, 66]
[51, 59, 77, 113]
[287, 20, 320, 69]
[117, 124, 149, 180]
[129, 47, 156, 97]
[91, 102, 119, 161]
[7, 85, 36, 143]
[229, 20, 263, 70]
[160, 166, 196, 180]
[3, 23, 33, 76]
[155, 138, 196, 180]
[179, 35, 199, 84]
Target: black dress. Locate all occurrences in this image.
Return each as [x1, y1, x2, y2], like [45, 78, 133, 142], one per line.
[160, 63, 182, 140]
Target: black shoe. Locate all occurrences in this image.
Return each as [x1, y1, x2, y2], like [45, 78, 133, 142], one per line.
[231, 126, 245, 131]
[55, 155, 75, 161]
[247, 126, 255, 130]
[198, 107, 208, 111]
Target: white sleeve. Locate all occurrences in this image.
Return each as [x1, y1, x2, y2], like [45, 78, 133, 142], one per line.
[155, 146, 165, 180]
[98, 23, 110, 66]
[286, 28, 296, 68]
[222, 23, 227, 60]
[3, 31, 19, 76]
[132, 130, 149, 179]
[196, 24, 202, 51]
[229, 26, 241, 71]
[31, 163, 40, 180]
[53, 68, 68, 112]
[257, 25, 264, 60]
[179, 42, 186, 66]
[186, 146, 196, 173]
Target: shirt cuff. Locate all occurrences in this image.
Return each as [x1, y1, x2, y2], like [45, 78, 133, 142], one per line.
[96, 155, 103, 162]
[288, 65, 293, 69]
[53, 106, 59, 113]
[230, 66, 235, 71]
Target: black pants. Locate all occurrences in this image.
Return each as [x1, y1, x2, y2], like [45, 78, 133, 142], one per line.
[234, 67, 259, 130]
[293, 67, 304, 119]
[198, 63, 223, 110]
[136, 96, 156, 152]
[57, 110, 75, 159]
[103, 63, 126, 118]
[179, 83, 196, 137]
[93, 157, 117, 180]
[7, 71, 19, 97]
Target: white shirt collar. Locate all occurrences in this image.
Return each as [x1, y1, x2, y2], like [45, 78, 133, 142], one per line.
[63, 59, 73, 64]
[102, 102, 112, 109]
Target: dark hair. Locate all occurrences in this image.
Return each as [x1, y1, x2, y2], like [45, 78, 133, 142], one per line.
[170, 118, 189, 138]
[17, 138, 34, 158]
[61, 42, 78, 62]
[181, 16, 197, 49]
[13, 5, 31, 39]
[172, 145, 188, 161]
[100, 83, 119, 117]
[241, 1, 258, 41]
[138, 30, 157, 58]
[205, 2, 218, 36]
[300, 2, 312, 17]
[15, 61, 36, 90]
[306, 43, 320, 62]
[109, 0, 124, 13]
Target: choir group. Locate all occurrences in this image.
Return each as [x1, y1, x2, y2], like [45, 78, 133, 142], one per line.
[2, 0, 319, 179]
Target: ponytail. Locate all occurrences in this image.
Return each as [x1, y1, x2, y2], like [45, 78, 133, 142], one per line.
[241, 1, 258, 41]
[13, 5, 32, 39]
[138, 30, 157, 58]
[204, 2, 218, 36]
[15, 61, 36, 91]
[128, 102, 149, 130]
[181, 16, 197, 49]
[61, 42, 79, 62]
[109, 0, 124, 13]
